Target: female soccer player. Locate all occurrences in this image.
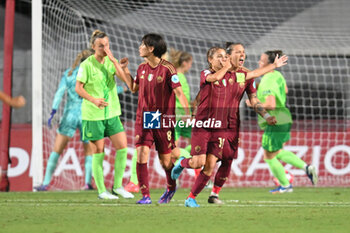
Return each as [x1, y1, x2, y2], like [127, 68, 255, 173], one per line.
[246, 50, 318, 193]
[0, 91, 25, 108]
[128, 33, 189, 204]
[172, 44, 288, 207]
[76, 30, 134, 199]
[34, 49, 94, 192]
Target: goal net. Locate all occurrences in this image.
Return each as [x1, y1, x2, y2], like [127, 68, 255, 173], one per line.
[35, 0, 350, 190]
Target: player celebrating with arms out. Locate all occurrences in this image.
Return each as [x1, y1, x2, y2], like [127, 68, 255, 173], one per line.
[128, 33, 189, 204]
[246, 50, 318, 193]
[76, 30, 134, 199]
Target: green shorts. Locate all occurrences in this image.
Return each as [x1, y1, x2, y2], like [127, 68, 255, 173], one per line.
[175, 123, 192, 141]
[262, 123, 291, 152]
[82, 116, 124, 141]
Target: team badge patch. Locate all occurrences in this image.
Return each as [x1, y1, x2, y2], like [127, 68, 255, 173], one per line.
[140, 75, 144, 79]
[171, 74, 179, 83]
[229, 78, 234, 85]
[157, 76, 163, 83]
[195, 145, 201, 153]
[222, 79, 227, 86]
[135, 135, 140, 141]
[214, 81, 220, 85]
[148, 74, 153, 81]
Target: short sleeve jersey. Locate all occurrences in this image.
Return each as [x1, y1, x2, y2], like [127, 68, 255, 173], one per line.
[77, 55, 121, 121]
[226, 70, 256, 129]
[195, 69, 231, 129]
[134, 59, 181, 126]
[52, 67, 82, 116]
[257, 70, 292, 129]
[175, 72, 191, 118]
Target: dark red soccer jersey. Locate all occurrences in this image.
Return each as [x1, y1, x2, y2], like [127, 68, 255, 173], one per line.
[135, 59, 181, 126]
[226, 69, 256, 129]
[195, 69, 231, 129]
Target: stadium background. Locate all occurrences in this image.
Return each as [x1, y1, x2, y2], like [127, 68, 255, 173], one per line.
[0, 0, 349, 191]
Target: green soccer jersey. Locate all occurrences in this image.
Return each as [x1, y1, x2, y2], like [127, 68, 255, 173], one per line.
[257, 70, 292, 129]
[77, 55, 121, 121]
[175, 72, 191, 118]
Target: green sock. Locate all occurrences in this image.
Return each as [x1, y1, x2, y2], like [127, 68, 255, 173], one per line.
[43, 152, 60, 186]
[185, 145, 191, 153]
[276, 150, 306, 169]
[180, 148, 191, 159]
[265, 157, 290, 186]
[130, 150, 138, 185]
[84, 155, 92, 185]
[113, 148, 128, 189]
[92, 152, 106, 194]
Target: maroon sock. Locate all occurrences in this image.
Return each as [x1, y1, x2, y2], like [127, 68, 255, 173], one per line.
[214, 159, 233, 187]
[165, 164, 176, 191]
[190, 171, 211, 197]
[137, 162, 150, 197]
[180, 158, 192, 168]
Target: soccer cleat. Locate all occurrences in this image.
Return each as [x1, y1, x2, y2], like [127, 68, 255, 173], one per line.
[34, 185, 49, 191]
[158, 189, 176, 204]
[136, 196, 152, 204]
[208, 195, 224, 204]
[185, 198, 200, 208]
[84, 184, 94, 190]
[306, 165, 318, 185]
[124, 181, 139, 193]
[269, 185, 293, 194]
[98, 191, 119, 200]
[112, 187, 134, 199]
[171, 157, 185, 180]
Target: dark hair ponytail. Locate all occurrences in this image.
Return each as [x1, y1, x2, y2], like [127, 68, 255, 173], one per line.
[265, 50, 283, 64]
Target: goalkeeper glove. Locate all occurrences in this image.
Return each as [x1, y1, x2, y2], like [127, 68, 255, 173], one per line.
[48, 109, 57, 128]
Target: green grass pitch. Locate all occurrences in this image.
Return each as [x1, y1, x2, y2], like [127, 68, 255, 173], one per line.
[1, 187, 350, 233]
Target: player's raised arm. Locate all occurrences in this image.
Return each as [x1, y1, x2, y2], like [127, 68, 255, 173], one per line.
[0, 91, 26, 108]
[246, 54, 288, 80]
[205, 48, 231, 82]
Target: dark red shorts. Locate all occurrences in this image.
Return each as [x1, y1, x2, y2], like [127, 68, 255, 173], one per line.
[190, 128, 226, 159]
[222, 128, 239, 160]
[135, 124, 175, 154]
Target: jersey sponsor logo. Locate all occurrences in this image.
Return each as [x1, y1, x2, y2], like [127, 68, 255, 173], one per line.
[148, 74, 153, 81]
[143, 110, 161, 129]
[157, 76, 163, 83]
[236, 72, 246, 88]
[171, 74, 179, 84]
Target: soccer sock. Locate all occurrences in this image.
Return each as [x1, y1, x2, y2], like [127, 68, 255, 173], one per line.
[42, 151, 60, 186]
[164, 164, 176, 191]
[92, 152, 106, 194]
[190, 170, 211, 197]
[276, 150, 306, 169]
[185, 145, 191, 153]
[180, 158, 192, 168]
[130, 150, 138, 184]
[84, 155, 92, 185]
[179, 148, 191, 159]
[211, 186, 222, 197]
[213, 159, 233, 190]
[137, 162, 150, 197]
[194, 169, 201, 178]
[265, 157, 290, 187]
[113, 148, 128, 189]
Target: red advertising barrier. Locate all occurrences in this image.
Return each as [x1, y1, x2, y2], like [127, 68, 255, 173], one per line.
[5, 123, 350, 191]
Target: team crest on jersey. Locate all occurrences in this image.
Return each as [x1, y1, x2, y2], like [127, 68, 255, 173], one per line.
[214, 81, 220, 85]
[236, 72, 246, 88]
[140, 75, 144, 79]
[229, 78, 234, 85]
[148, 74, 153, 81]
[157, 76, 163, 83]
[222, 79, 227, 87]
[195, 145, 201, 153]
